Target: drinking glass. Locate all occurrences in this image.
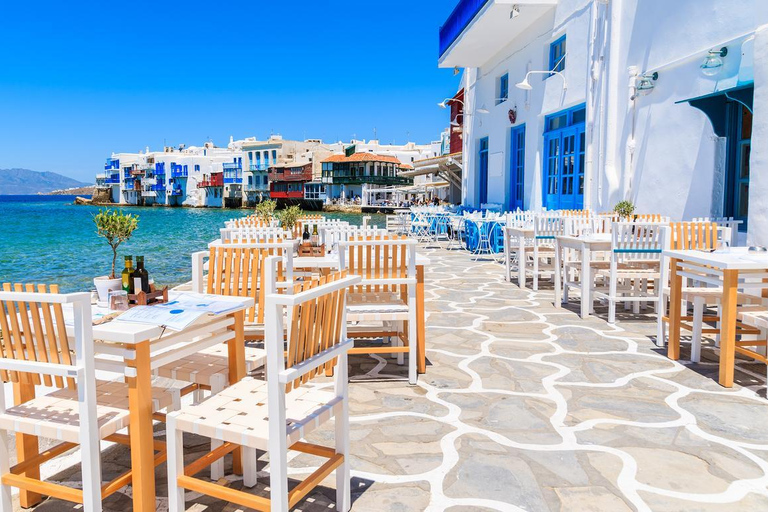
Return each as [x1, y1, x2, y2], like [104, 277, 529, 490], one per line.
[716, 239, 730, 253]
[109, 290, 129, 311]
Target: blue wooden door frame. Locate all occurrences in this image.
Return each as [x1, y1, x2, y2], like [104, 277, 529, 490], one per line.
[509, 125, 525, 210]
[478, 137, 489, 205]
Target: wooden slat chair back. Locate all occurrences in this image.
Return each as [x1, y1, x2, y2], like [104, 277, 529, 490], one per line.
[0, 285, 107, 510]
[533, 214, 565, 241]
[220, 226, 289, 243]
[669, 222, 719, 251]
[633, 214, 669, 223]
[563, 216, 612, 236]
[324, 226, 388, 248]
[284, 271, 350, 392]
[225, 217, 274, 229]
[0, 283, 75, 389]
[560, 209, 591, 217]
[611, 222, 667, 263]
[505, 210, 535, 229]
[203, 242, 293, 324]
[166, 268, 360, 512]
[692, 216, 741, 246]
[339, 236, 414, 294]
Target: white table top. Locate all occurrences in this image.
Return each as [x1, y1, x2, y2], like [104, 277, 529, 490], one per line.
[65, 292, 253, 345]
[556, 234, 612, 248]
[664, 247, 768, 270]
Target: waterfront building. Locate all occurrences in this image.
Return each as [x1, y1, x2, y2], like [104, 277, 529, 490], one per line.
[268, 161, 313, 207]
[321, 151, 414, 202]
[439, 0, 766, 244]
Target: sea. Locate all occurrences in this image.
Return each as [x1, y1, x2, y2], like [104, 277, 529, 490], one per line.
[0, 195, 385, 292]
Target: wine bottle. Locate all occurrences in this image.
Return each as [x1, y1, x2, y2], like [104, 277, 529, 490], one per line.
[133, 256, 150, 294]
[311, 224, 319, 246]
[302, 224, 310, 241]
[121, 256, 134, 293]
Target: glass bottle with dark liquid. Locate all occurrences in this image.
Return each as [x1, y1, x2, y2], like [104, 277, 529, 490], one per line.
[132, 256, 150, 293]
[121, 256, 134, 293]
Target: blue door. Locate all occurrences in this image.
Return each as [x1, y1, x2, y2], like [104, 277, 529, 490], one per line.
[509, 125, 525, 210]
[725, 103, 751, 230]
[543, 105, 585, 210]
[478, 137, 489, 205]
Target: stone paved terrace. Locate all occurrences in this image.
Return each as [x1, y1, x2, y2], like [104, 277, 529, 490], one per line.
[20, 244, 768, 511]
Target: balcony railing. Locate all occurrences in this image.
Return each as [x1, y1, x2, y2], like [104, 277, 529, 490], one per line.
[123, 182, 134, 191]
[248, 163, 269, 172]
[197, 174, 224, 188]
[152, 183, 166, 192]
[170, 187, 183, 196]
[322, 174, 413, 186]
[439, 0, 489, 58]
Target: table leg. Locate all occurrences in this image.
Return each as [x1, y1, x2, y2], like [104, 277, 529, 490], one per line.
[228, 310, 246, 473]
[417, 265, 426, 374]
[581, 246, 591, 319]
[127, 340, 156, 512]
[554, 242, 562, 308]
[718, 269, 739, 387]
[13, 381, 41, 507]
[518, 237, 525, 288]
[667, 259, 682, 360]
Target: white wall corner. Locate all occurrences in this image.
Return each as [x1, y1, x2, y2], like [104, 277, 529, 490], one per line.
[747, 24, 768, 246]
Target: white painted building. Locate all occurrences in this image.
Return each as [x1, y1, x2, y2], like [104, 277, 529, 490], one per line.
[440, 0, 766, 244]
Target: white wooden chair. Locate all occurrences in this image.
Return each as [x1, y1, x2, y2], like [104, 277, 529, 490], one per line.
[558, 216, 613, 306]
[526, 214, 565, 290]
[692, 216, 741, 246]
[593, 223, 669, 324]
[502, 211, 535, 282]
[220, 226, 289, 243]
[338, 237, 419, 384]
[166, 268, 359, 512]
[0, 284, 179, 511]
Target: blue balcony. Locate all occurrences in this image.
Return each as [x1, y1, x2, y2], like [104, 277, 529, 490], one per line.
[249, 163, 268, 172]
[152, 183, 166, 192]
[223, 163, 242, 184]
[105, 158, 120, 171]
[124, 182, 134, 191]
[439, 0, 489, 58]
[171, 164, 188, 178]
[106, 173, 120, 185]
[170, 187, 183, 196]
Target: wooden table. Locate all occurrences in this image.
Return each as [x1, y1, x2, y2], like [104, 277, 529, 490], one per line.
[665, 248, 768, 387]
[555, 234, 612, 318]
[504, 226, 533, 287]
[57, 294, 253, 511]
[293, 253, 431, 374]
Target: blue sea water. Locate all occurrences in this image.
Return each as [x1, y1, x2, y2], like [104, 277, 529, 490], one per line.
[0, 196, 384, 292]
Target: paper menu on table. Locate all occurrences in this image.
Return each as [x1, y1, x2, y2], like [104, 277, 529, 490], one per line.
[161, 293, 244, 315]
[113, 306, 206, 331]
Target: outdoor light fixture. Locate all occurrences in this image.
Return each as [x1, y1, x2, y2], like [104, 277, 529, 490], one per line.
[701, 47, 728, 76]
[635, 72, 658, 96]
[515, 70, 568, 90]
[438, 97, 464, 109]
[510, 4, 520, 18]
[476, 104, 490, 114]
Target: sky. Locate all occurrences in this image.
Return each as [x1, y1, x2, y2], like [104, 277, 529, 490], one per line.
[0, 1, 461, 183]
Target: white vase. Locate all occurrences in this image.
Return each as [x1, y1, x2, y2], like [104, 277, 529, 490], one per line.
[94, 276, 122, 302]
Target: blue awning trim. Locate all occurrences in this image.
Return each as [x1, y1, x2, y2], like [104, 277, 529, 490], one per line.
[676, 84, 754, 137]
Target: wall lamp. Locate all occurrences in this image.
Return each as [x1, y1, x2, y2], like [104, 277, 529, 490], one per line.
[634, 71, 658, 98]
[438, 98, 464, 108]
[515, 70, 568, 90]
[701, 47, 727, 76]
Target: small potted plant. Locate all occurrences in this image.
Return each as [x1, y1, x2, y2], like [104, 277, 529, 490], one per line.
[255, 199, 276, 225]
[277, 205, 303, 237]
[93, 208, 139, 301]
[613, 200, 636, 221]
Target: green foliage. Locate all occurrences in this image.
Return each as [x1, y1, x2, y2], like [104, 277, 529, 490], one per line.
[277, 205, 303, 231]
[94, 208, 139, 278]
[255, 199, 277, 224]
[613, 200, 636, 219]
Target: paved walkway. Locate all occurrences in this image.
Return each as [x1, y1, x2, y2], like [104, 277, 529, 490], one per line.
[23, 245, 768, 511]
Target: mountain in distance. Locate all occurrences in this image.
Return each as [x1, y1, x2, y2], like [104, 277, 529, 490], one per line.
[0, 168, 92, 195]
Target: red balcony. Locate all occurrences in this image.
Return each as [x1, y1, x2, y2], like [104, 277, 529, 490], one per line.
[268, 163, 312, 183]
[269, 181, 305, 199]
[197, 173, 224, 188]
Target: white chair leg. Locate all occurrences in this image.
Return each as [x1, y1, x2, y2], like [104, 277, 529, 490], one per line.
[397, 327, 405, 367]
[243, 447, 259, 488]
[210, 375, 226, 480]
[408, 294, 417, 385]
[608, 267, 618, 324]
[0, 429, 13, 512]
[715, 304, 721, 348]
[166, 414, 186, 512]
[691, 297, 705, 363]
[533, 249, 539, 291]
[335, 358, 351, 512]
[656, 290, 667, 347]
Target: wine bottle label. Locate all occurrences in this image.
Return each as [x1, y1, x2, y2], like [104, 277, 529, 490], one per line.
[134, 278, 142, 294]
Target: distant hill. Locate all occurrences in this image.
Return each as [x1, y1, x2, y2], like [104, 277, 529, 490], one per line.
[0, 168, 92, 195]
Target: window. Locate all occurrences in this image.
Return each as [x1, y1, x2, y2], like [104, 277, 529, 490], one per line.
[497, 73, 509, 105]
[542, 104, 586, 210]
[549, 35, 566, 74]
[272, 150, 277, 161]
[724, 101, 752, 229]
[195, 164, 200, 172]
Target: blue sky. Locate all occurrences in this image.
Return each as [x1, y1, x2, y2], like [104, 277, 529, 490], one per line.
[0, 1, 461, 183]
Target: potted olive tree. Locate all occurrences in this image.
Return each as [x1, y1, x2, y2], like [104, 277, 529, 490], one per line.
[277, 205, 303, 237]
[93, 208, 139, 301]
[613, 200, 636, 221]
[255, 199, 277, 225]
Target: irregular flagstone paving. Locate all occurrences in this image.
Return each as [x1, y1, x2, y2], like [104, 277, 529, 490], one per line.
[20, 245, 768, 511]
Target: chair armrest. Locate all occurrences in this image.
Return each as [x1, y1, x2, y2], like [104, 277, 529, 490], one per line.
[191, 251, 208, 293]
[278, 338, 353, 384]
